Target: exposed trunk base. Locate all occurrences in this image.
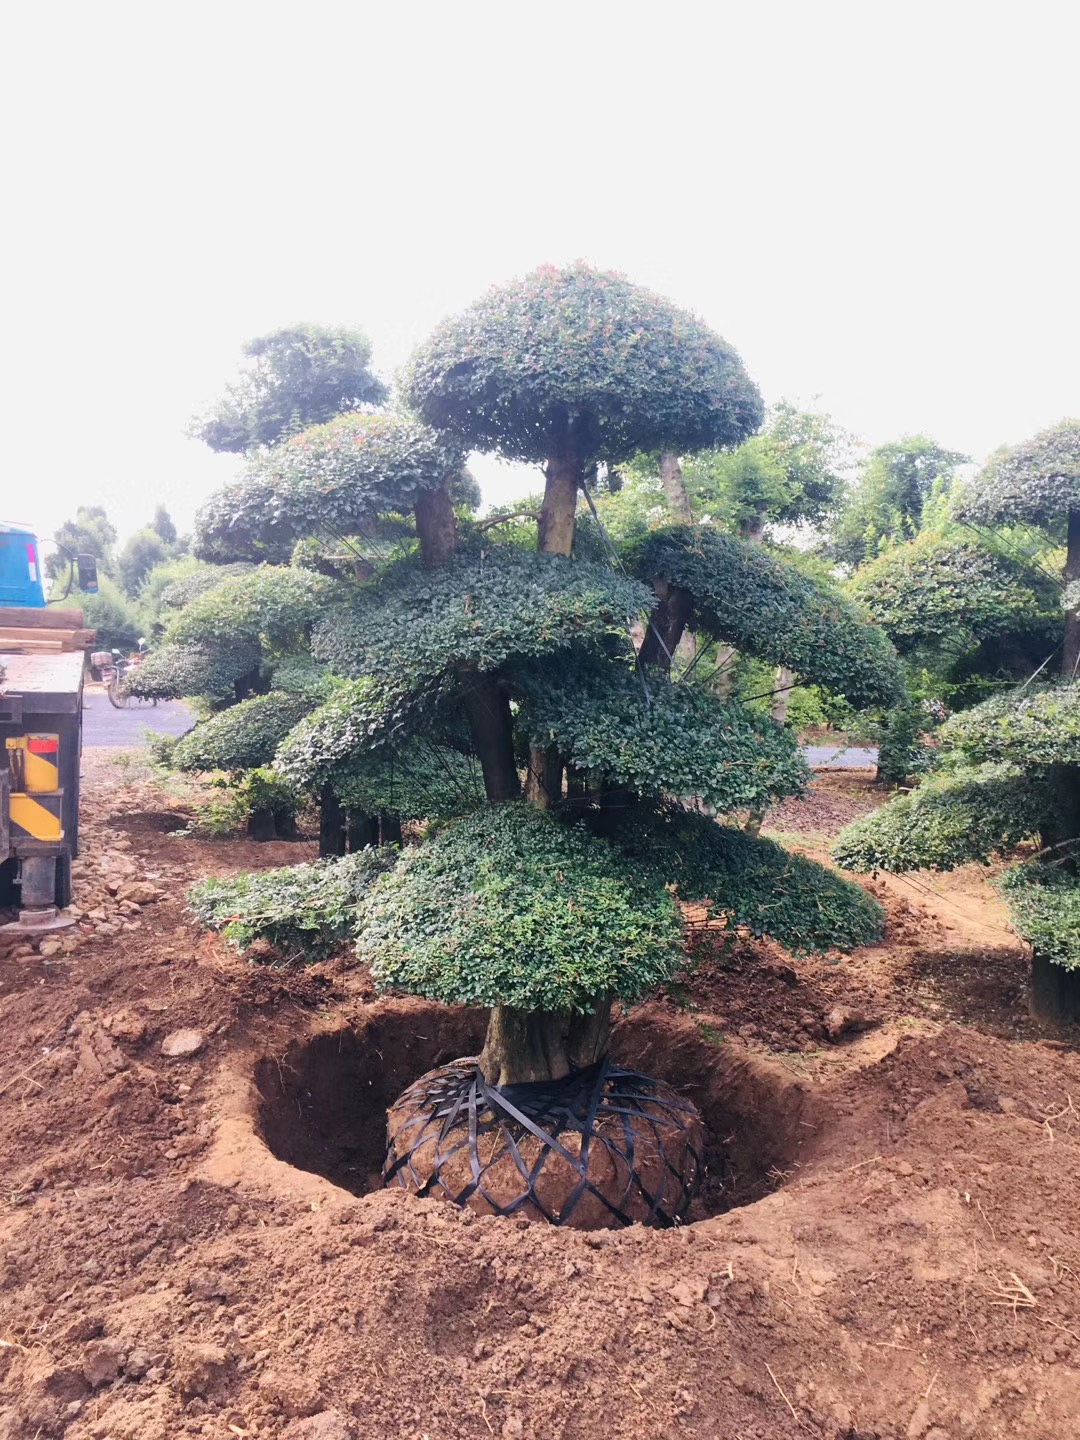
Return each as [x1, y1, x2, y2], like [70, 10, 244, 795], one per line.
[1030, 951, 1080, 1024]
[379, 813, 403, 847]
[538, 455, 580, 556]
[247, 806, 277, 842]
[463, 675, 520, 803]
[414, 482, 458, 570]
[525, 744, 563, 807]
[319, 787, 346, 856]
[639, 579, 693, 671]
[478, 1000, 613, 1087]
[347, 813, 380, 851]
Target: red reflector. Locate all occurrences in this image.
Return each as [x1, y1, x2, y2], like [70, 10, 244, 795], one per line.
[27, 737, 59, 755]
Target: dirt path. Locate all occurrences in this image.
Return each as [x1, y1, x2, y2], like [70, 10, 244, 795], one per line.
[1, 758, 1078, 1439]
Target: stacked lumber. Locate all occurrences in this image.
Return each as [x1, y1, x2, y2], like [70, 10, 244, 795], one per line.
[0, 607, 95, 653]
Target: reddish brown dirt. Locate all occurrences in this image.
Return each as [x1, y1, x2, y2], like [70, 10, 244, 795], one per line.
[1, 755, 1078, 1439]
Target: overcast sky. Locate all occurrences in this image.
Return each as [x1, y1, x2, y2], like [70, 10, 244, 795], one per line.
[3, 1, 1077, 545]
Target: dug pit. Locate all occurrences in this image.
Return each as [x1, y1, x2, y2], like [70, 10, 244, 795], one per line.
[254, 998, 829, 1221]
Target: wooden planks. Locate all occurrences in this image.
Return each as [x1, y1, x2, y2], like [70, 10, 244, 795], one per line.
[0, 627, 96, 652]
[2, 607, 86, 629]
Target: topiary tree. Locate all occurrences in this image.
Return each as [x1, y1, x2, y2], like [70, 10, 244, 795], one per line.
[837, 420, 1080, 1021]
[191, 264, 897, 1226]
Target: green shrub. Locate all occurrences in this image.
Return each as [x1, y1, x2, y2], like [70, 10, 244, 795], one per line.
[188, 848, 396, 961]
[941, 682, 1080, 767]
[172, 692, 313, 772]
[998, 866, 1080, 970]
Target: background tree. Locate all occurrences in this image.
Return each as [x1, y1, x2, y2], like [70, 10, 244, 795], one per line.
[151, 504, 178, 546]
[836, 420, 1080, 1021]
[190, 265, 899, 1227]
[47, 504, 117, 581]
[189, 323, 388, 453]
[117, 526, 170, 597]
[829, 435, 969, 569]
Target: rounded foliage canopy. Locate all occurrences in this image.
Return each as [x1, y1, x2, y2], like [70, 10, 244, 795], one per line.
[194, 413, 468, 562]
[612, 805, 884, 955]
[167, 566, 336, 654]
[172, 691, 314, 773]
[940, 683, 1080, 767]
[403, 263, 764, 465]
[125, 640, 262, 702]
[833, 764, 1050, 874]
[518, 657, 808, 812]
[848, 534, 1054, 655]
[955, 420, 1080, 529]
[312, 547, 652, 692]
[358, 804, 683, 1012]
[998, 866, 1080, 972]
[630, 527, 903, 708]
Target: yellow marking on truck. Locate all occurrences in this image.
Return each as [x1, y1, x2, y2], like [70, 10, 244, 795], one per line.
[8, 792, 63, 842]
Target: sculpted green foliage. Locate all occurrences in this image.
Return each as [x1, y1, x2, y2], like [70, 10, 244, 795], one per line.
[194, 413, 469, 562]
[404, 262, 763, 464]
[172, 692, 314, 772]
[956, 420, 1080, 529]
[833, 766, 1048, 873]
[518, 659, 807, 811]
[333, 743, 484, 822]
[830, 436, 969, 567]
[629, 526, 903, 707]
[358, 805, 683, 1011]
[187, 848, 396, 961]
[125, 640, 262, 701]
[613, 805, 884, 954]
[941, 683, 1080, 767]
[167, 566, 336, 653]
[849, 534, 1050, 654]
[312, 547, 651, 690]
[998, 866, 1080, 971]
[189, 323, 388, 454]
[273, 678, 425, 783]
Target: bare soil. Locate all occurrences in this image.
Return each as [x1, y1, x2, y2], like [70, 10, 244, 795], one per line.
[1, 758, 1078, 1439]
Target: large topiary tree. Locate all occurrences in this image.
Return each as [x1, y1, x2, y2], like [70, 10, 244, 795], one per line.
[837, 420, 1080, 1021]
[193, 264, 898, 1226]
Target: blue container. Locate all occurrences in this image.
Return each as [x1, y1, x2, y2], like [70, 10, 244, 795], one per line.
[0, 524, 46, 608]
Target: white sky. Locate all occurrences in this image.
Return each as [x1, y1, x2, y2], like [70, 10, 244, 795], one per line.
[2, 0, 1077, 544]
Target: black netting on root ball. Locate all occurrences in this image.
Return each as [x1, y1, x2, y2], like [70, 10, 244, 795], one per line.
[384, 1057, 702, 1227]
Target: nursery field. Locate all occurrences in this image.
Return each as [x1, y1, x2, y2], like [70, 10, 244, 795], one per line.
[1, 755, 1077, 1440]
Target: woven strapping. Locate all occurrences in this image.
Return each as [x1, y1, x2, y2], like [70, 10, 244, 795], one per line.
[384, 1056, 702, 1227]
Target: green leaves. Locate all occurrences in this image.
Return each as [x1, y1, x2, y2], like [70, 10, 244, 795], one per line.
[358, 805, 684, 1011]
[167, 566, 337, 653]
[998, 866, 1080, 971]
[941, 683, 1080, 767]
[403, 262, 763, 465]
[955, 419, 1080, 530]
[124, 640, 262, 701]
[188, 849, 397, 962]
[172, 692, 315, 773]
[518, 657, 808, 812]
[629, 526, 904, 708]
[312, 546, 652, 692]
[834, 765, 1049, 874]
[613, 805, 884, 954]
[194, 412, 468, 561]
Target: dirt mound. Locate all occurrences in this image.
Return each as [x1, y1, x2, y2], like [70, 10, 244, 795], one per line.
[1, 755, 1078, 1439]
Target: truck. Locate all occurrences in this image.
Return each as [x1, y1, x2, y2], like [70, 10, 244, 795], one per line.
[0, 523, 99, 935]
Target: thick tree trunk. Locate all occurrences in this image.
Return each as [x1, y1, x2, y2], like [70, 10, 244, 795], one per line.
[1030, 952, 1080, 1024]
[463, 675, 520, 803]
[478, 998, 612, 1086]
[525, 744, 563, 807]
[347, 813, 380, 851]
[319, 787, 346, 856]
[247, 807, 277, 841]
[638, 578, 694, 671]
[1065, 507, 1080, 677]
[273, 807, 298, 840]
[413, 482, 458, 570]
[659, 451, 692, 524]
[379, 813, 403, 846]
[538, 454, 580, 557]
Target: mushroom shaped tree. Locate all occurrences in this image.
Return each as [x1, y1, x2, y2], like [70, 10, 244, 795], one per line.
[192, 267, 897, 1226]
[836, 421, 1080, 1021]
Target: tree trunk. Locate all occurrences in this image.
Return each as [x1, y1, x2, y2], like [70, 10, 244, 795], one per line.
[347, 813, 379, 851]
[525, 744, 563, 807]
[638, 578, 693, 670]
[319, 787, 346, 856]
[413, 482, 458, 570]
[525, 453, 580, 799]
[379, 813, 403, 846]
[1030, 951, 1080, 1024]
[659, 451, 692, 524]
[1065, 508, 1080, 677]
[247, 806, 277, 841]
[273, 806, 298, 840]
[538, 454, 580, 557]
[478, 998, 612, 1086]
[463, 675, 520, 803]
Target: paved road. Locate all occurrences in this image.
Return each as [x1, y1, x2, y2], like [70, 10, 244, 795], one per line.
[82, 688, 194, 747]
[804, 744, 878, 769]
